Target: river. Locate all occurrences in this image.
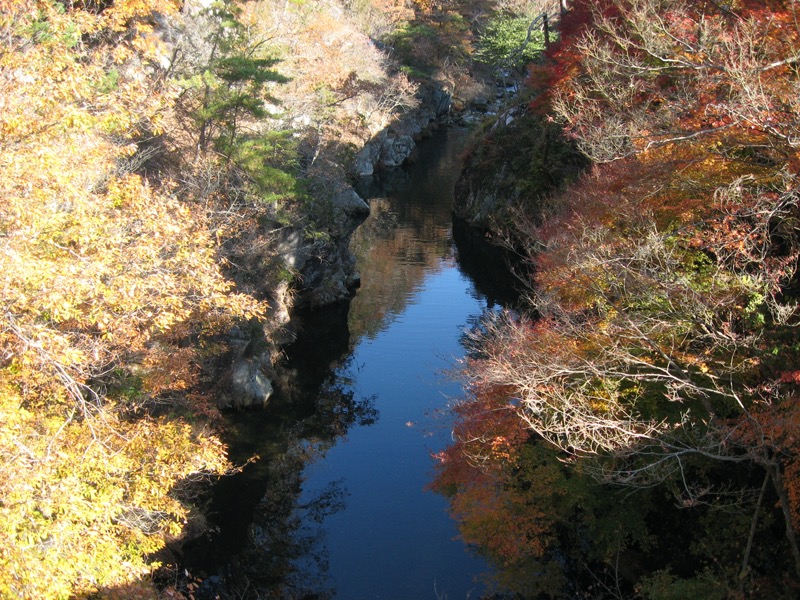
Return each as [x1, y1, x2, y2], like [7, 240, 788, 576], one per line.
[183, 127, 521, 599]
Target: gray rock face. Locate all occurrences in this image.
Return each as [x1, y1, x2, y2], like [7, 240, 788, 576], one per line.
[453, 164, 510, 229]
[427, 86, 452, 118]
[275, 228, 310, 272]
[331, 189, 370, 222]
[354, 142, 381, 177]
[286, 187, 369, 309]
[350, 83, 452, 177]
[379, 134, 415, 168]
[296, 231, 362, 307]
[453, 107, 589, 230]
[354, 131, 417, 176]
[470, 96, 490, 112]
[224, 357, 273, 409]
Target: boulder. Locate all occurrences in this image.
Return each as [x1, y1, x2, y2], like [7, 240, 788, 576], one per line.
[331, 189, 370, 226]
[353, 141, 381, 177]
[223, 357, 273, 409]
[379, 134, 415, 168]
[470, 96, 490, 112]
[274, 228, 309, 272]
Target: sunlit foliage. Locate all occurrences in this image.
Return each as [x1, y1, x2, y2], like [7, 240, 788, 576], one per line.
[0, 1, 268, 596]
[383, 0, 475, 81]
[474, 12, 548, 74]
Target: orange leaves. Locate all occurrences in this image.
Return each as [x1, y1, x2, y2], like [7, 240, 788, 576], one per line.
[432, 384, 573, 575]
[100, 0, 180, 33]
[448, 0, 800, 589]
[546, 0, 800, 167]
[450, 473, 552, 564]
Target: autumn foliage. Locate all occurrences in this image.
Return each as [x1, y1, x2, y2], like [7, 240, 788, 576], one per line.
[439, 0, 800, 596]
[0, 1, 268, 596]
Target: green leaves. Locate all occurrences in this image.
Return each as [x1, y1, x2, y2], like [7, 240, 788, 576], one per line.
[177, 0, 294, 204]
[475, 13, 547, 73]
[215, 54, 288, 86]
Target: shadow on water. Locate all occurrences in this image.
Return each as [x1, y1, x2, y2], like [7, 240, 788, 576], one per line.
[180, 298, 377, 599]
[452, 218, 528, 311]
[178, 128, 522, 600]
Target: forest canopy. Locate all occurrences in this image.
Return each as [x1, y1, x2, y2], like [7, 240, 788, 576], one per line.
[0, 0, 276, 596]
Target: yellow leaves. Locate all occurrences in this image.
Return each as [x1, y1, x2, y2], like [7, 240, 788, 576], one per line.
[597, 306, 618, 333]
[1, 3, 177, 146]
[107, 173, 145, 209]
[3, 158, 265, 349]
[0, 380, 230, 598]
[0, 3, 272, 596]
[489, 435, 515, 461]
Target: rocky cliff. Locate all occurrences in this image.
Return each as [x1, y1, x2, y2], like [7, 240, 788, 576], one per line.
[453, 103, 588, 233]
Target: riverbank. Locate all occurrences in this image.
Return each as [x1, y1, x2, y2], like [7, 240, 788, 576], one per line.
[178, 126, 523, 600]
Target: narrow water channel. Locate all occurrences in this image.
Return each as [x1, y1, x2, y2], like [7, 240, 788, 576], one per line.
[183, 128, 520, 599]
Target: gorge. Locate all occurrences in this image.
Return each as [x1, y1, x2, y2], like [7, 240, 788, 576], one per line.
[182, 126, 524, 600]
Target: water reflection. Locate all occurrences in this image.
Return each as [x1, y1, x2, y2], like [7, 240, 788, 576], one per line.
[181, 308, 377, 598]
[348, 129, 468, 343]
[224, 447, 342, 599]
[182, 128, 519, 599]
[452, 218, 527, 311]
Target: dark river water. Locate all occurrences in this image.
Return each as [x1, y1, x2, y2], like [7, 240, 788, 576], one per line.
[183, 127, 521, 599]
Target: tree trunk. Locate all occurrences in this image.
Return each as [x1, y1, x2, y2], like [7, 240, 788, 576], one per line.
[543, 13, 550, 48]
[739, 470, 769, 588]
[768, 462, 800, 577]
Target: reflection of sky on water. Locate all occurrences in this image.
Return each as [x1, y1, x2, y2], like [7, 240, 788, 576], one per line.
[300, 258, 494, 600]
[183, 129, 517, 599]
[296, 130, 500, 599]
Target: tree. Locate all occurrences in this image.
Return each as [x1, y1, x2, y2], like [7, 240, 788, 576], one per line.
[545, 0, 800, 164]
[475, 11, 548, 75]
[451, 0, 800, 593]
[0, 1, 267, 596]
[175, 0, 288, 157]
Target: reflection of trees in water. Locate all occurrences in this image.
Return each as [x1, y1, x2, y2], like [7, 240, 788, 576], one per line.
[223, 445, 346, 600]
[296, 370, 379, 441]
[348, 131, 466, 339]
[241, 373, 377, 596]
[348, 128, 525, 344]
[227, 371, 377, 598]
[434, 341, 798, 599]
[452, 218, 527, 311]
[182, 315, 377, 599]
[348, 196, 449, 341]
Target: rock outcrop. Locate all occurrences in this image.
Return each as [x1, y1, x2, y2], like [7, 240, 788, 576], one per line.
[453, 105, 588, 231]
[226, 357, 274, 409]
[352, 84, 452, 177]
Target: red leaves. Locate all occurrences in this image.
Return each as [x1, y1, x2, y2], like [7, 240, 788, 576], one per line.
[538, 0, 800, 166]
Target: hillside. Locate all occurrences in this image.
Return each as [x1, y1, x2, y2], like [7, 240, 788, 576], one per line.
[0, 0, 516, 596]
[438, 0, 800, 597]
